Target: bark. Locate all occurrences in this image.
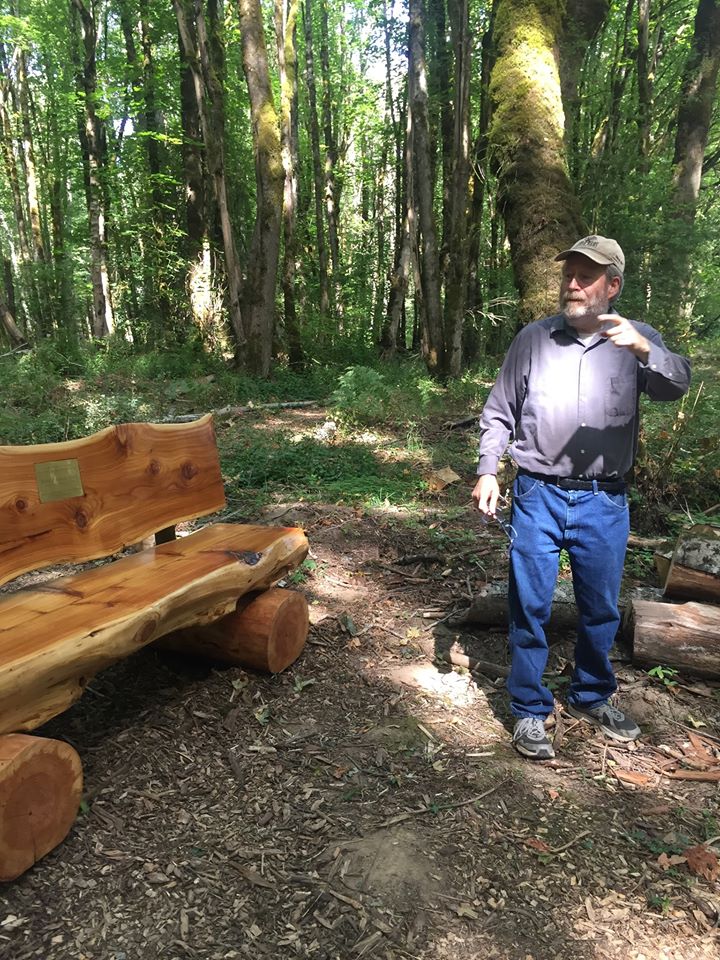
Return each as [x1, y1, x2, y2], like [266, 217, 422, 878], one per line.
[466, 0, 497, 325]
[663, 524, 720, 603]
[319, 0, 341, 313]
[0, 298, 26, 347]
[659, 0, 720, 331]
[238, 0, 285, 377]
[636, 0, 652, 173]
[275, 0, 303, 369]
[15, 45, 50, 332]
[442, 0, 471, 377]
[487, 0, 586, 324]
[428, 0, 452, 257]
[558, 0, 609, 154]
[71, 0, 115, 338]
[302, 0, 330, 319]
[382, 95, 414, 355]
[174, 0, 246, 351]
[630, 599, 720, 678]
[408, 0, 444, 374]
[178, 24, 206, 259]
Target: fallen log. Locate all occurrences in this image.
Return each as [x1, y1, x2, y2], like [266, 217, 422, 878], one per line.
[628, 599, 720, 678]
[663, 524, 720, 602]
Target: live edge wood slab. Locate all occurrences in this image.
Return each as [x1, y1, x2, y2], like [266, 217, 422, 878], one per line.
[0, 416, 309, 880]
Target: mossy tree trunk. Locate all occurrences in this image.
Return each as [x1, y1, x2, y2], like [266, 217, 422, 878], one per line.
[238, 0, 284, 378]
[488, 0, 586, 324]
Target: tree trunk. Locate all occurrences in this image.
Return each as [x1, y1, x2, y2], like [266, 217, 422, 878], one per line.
[629, 599, 720, 678]
[382, 94, 414, 355]
[0, 298, 26, 347]
[319, 0, 341, 317]
[466, 1, 496, 328]
[408, 0, 444, 374]
[558, 0, 609, 155]
[15, 45, 51, 335]
[302, 0, 330, 320]
[238, 0, 284, 377]
[275, 0, 303, 369]
[71, 0, 115, 338]
[658, 0, 720, 333]
[442, 0, 471, 377]
[636, 0, 653, 174]
[174, 0, 246, 353]
[488, 0, 586, 324]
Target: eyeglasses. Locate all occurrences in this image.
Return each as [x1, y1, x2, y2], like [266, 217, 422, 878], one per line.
[480, 499, 517, 549]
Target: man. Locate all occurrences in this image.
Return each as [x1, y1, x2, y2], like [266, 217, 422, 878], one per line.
[471, 235, 691, 760]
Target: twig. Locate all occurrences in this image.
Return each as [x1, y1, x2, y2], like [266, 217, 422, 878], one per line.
[547, 830, 591, 855]
[379, 779, 510, 828]
[162, 400, 320, 423]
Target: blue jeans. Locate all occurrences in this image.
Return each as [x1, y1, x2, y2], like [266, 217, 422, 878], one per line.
[507, 473, 629, 719]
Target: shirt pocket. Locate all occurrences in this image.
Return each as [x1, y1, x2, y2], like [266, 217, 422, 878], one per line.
[604, 374, 636, 425]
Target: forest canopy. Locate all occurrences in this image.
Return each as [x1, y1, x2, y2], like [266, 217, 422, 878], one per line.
[0, 0, 718, 377]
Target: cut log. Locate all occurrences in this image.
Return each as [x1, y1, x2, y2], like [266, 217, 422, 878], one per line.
[629, 599, 720, 678]
[453, 581, 579, 633]
[663, 524, 720, 602]
[0, 734, 83, 882]
[161, 588, 309, 673]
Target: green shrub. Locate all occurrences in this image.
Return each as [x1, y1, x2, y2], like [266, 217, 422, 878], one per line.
[330, 366, 390, 424]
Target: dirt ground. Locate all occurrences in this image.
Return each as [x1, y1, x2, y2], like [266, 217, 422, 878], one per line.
[1, 412, 719, 960]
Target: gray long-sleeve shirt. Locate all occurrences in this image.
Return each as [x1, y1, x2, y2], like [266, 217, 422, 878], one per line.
[477, 313, 691, 479]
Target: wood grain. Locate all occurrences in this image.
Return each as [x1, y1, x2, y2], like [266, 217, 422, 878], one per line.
[0, 734, 83, 881]
[0, 415, 225, 586]
[0, 524, 308, 733]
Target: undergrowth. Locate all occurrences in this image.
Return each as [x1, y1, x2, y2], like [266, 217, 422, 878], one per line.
[0, 338, 718, 531]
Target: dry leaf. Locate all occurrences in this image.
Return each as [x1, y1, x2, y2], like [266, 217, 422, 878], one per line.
[684, 845, 719, 883]
[657, 852, 687, 871]
[525, 838, 551, 853]
[427, 467, 461, 492]
[614, 769, 653, 787]
[547, 789, 560, 801]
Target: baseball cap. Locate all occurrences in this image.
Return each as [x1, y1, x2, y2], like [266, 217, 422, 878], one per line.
[554, 235, 625, 273]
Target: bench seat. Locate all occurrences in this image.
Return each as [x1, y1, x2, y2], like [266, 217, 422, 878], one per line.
[0, 522, 308, 735]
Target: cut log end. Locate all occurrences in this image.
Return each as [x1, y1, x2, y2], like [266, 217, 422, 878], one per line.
[161, 588, 309, 673]
[0, 734, 83, 882]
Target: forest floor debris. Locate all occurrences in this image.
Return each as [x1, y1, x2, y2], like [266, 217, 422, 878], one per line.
[0, 410, 719, 960]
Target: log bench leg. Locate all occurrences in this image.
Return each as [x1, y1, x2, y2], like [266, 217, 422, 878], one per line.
[160, 588, 309, 673]
[0, 734, 83, 881]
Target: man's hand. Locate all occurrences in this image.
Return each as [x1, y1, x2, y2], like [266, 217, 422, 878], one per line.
[472, 474, 500, 516]
[597, 314, 650, 363]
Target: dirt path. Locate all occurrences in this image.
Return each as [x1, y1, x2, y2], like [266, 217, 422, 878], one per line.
[0, 413, 718, 960]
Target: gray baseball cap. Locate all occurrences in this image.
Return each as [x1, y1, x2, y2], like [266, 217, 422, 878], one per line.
[555, 235, 625, 273]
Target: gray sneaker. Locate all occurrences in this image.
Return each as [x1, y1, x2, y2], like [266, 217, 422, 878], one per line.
[566, 701, 641, 742]
[512, 717, 555, 760]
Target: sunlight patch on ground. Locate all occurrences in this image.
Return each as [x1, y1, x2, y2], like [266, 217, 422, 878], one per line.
[374, 661, 479, 708]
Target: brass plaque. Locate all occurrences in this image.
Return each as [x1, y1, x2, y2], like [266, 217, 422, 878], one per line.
[35, 459, 85, 503]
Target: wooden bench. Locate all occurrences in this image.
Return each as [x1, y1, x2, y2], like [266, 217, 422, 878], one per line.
[0, 415, 309, 881]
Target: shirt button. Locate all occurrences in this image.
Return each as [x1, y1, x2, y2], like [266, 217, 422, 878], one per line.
[651, 364, 658, 370]
[580, 449, 585, 454]
[581, 422, 586, 427]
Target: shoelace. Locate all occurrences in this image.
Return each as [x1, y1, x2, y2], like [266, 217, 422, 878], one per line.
[514, 717, 546, 741]
[604, 704, 625, 721]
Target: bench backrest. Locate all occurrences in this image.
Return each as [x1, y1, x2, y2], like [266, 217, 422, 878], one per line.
[0, 415, 226, 587]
